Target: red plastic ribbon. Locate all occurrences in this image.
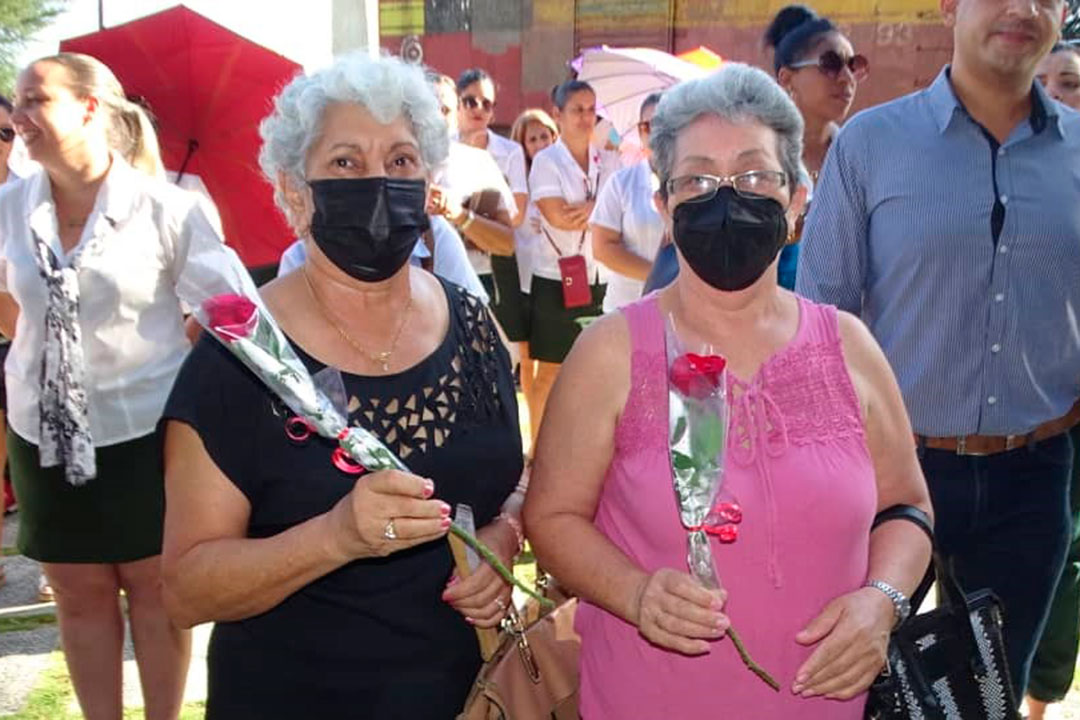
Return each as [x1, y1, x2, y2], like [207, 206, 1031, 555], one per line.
[332, 447, 366, 475]
[285, 416, 314, 443]
[689, 523, 739, 543]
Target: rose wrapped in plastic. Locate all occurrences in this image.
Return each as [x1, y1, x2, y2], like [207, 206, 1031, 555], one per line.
[196, 292, 551, 606]
[666, 317, 778, 690]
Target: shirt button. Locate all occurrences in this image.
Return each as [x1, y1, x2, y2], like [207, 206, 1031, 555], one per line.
[999, 245, 1008, 254]
[991, 343, 1001, 353]
[1000, 195, 1009, 205]
[995, 293, 1005, 302]
[998, 147, 1006, 157]
[987, 396, 998, 406]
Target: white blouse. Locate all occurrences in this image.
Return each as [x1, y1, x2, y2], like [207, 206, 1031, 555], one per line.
[485, 130, 528, 197]
[527, 138, 620, 282]
[588, 160, 664, 312]
[0, 157, 248, 447]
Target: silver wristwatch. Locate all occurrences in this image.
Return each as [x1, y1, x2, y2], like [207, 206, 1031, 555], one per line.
[866, 580, 912, 625]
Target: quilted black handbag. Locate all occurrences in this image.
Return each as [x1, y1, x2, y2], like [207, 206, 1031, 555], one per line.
[864, 506, 1019, 720]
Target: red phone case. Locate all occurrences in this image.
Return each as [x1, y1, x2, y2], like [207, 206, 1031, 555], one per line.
[558, 254, 592, 309]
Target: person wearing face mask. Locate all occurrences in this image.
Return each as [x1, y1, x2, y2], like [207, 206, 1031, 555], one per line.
[0, 52, 247, 719]
[524, 65, 932, 718]
[159, 54, 524, 719]
[798, 0, 1080, 703]
[588, 92, 666, 312]
[765, 4, 868, 290]
[1025, 39, 1080, 720]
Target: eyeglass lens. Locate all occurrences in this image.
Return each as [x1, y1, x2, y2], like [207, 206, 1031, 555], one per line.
[819, 51, 869, 80]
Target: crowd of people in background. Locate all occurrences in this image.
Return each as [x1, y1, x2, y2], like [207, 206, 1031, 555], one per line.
[0, 0, 1077, 718]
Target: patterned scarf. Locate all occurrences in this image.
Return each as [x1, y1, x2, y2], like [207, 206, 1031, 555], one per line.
[31, 231, 99, 485]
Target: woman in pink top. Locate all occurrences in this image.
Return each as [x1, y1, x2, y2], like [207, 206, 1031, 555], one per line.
[523, 64, 933, 719]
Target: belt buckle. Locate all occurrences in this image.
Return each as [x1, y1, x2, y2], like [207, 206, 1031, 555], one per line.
[955, 435, 991, 457]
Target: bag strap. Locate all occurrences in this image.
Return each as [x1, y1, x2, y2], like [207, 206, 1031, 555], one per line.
[872, 505, 936, 610]
[872, 505, 987, 675]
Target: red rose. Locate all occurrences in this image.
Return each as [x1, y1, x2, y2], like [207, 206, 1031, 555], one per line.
[669, 352, 728, 399]
[202, 294, 258, 342]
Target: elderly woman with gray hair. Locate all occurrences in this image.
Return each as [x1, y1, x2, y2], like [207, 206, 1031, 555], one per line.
[160, 54, 523, 719]
[524, 64, 932, 718]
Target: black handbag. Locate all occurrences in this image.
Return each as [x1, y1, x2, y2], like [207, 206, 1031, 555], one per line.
[864, 506, 1019, 720]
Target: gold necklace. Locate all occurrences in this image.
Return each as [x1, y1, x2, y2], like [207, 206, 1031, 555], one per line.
[302, 267, 414, 372]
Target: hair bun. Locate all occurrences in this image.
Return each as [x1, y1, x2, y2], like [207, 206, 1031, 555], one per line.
[764, 5, 820, 49]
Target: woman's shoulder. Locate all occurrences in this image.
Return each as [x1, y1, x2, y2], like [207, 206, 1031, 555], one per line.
[165, 332, 268, 421]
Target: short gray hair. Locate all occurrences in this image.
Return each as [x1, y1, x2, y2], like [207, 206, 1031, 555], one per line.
[650, 63, 804, 197]
[259, 53, 449, 211]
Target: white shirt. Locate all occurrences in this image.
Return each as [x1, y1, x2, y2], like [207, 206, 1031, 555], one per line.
[0, 157, 250, 447]
[513, 201, 542, 293]
[434, 141, 516, 277]
[589, 160, 664, 311]
[528, 138, 620, 282]
[484, 130, 528, 196]
[275, 216, 489, 303]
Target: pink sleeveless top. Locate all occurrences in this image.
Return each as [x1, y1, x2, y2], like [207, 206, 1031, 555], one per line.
[577, 294, 877, 719]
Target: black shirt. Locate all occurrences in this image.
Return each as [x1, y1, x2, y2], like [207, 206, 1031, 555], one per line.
[163, 280, 522, 719]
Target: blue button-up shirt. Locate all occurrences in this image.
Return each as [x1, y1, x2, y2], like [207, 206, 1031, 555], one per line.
[797, 68, 1080, 437]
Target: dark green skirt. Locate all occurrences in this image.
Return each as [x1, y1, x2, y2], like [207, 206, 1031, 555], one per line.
[480, 254, 531, 342]
[8, 429, 165, 563]
[528, 276, 606, 363]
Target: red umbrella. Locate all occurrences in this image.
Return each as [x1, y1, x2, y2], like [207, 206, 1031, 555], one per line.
[61, 5, 301, 269]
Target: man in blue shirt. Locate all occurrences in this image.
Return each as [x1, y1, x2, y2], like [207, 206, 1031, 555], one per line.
[797, 0, 1080, 701]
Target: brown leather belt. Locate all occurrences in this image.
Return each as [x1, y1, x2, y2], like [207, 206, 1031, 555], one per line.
[917, 400, 1080, 456]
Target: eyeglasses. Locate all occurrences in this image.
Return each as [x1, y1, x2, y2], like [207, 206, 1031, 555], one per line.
[666, 171, 788, 203]
[460, 95, 494, 113]
[789, 51, 869, 82]
[0, 128, 13, 144]
[637, 120, 651, 134]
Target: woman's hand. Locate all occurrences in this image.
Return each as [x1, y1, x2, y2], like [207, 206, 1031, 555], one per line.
[634, 568, 729, 656]
[326, 470, 451, 561]
[426, 185, 465, 225]
[792, 587, 894, 700]
[442, 519, 516, 628]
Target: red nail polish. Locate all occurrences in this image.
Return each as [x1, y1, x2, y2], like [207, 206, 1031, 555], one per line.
[439, 503, 451, 517]
[440, 517, 451, 529]
[422, 480, 435, 498]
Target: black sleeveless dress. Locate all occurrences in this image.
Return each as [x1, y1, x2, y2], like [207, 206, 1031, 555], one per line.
[163, 280, 522, 719]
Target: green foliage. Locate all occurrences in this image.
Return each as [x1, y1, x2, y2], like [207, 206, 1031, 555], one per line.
[0, 0, 67, 95]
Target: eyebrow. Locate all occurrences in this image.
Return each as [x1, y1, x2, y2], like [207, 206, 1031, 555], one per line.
[679, 149, 768, 167]
[326, 140, 420, 153]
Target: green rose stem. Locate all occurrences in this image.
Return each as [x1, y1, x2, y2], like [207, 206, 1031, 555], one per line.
[446, 523, 554, 608]
[728, 627, 780, 691]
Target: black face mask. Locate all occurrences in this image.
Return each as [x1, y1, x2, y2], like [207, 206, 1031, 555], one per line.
[308, 177, 430, 282]
[672, 187, 788, 292]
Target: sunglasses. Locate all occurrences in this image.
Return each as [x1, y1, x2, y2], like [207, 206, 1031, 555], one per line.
[460, 95, 494, 113]
[789, 51, 869, 81]
[0, 128, 13, 144]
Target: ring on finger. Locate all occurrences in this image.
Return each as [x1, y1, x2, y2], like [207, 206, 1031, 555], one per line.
[383, 519, 397, 540]
[495, 597, 506, 612]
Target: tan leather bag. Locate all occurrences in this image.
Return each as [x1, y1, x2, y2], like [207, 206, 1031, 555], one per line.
[457, 598, 580, 720]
